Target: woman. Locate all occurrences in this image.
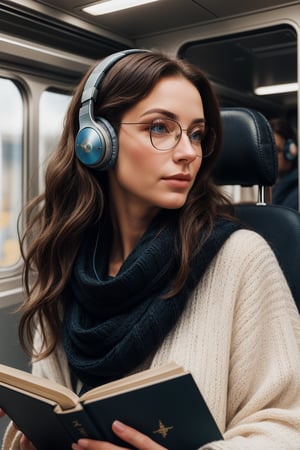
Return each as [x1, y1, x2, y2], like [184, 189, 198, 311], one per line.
[2, 50, 300, 450]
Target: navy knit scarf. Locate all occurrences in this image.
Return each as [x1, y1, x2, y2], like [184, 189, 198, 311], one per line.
[62, 212, 239, 393]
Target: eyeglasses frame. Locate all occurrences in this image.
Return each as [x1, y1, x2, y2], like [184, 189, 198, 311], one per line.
[119, 117, 215, 158]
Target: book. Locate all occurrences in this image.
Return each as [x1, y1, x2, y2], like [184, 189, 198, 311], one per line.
[0, 361, 223, 450]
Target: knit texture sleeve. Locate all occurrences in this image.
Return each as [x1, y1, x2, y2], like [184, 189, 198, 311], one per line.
[31, 322, 73, 389]
[199, 230, 300, 449]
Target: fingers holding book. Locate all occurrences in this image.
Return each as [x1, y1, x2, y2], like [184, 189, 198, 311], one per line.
[19, 433, 36, 450]
[112, 420, 167, 450]
[0, 412, 36, 450]
[71, 420, 167, 450]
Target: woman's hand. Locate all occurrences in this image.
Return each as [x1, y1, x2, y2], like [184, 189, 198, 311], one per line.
[72, 420, 167, 450]
[0, 411, 37, 450]
[19, 434, 36, 450]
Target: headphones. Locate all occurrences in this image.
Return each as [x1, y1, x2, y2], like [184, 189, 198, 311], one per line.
[75, 49, 149, 171]
[283, 139, 298, 162]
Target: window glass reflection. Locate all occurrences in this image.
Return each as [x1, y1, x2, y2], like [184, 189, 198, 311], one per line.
[39, 91, 71, 191]
[0, 78, 23, 268]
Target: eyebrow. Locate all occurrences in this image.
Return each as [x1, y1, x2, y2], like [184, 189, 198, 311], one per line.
[140, 108, 206, 124]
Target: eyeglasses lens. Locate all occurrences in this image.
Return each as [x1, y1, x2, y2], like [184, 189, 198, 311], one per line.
[150, 119, 180, 151]
[149, 118, 213, 157]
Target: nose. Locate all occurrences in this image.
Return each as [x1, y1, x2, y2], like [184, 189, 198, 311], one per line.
[172, 132, 199, 162]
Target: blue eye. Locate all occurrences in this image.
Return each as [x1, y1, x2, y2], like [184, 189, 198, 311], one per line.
[150, 120, 172, 135]
[189, 126, 206, 145]
[151, 124, 167, 134]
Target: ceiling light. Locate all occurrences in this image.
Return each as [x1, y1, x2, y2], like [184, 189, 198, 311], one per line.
[254, 82, 298, 95]
[83, 0, 160, 16]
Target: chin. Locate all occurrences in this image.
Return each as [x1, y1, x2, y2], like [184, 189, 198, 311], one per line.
[158, 197, 188, 210]
[149, 190, 190, 210]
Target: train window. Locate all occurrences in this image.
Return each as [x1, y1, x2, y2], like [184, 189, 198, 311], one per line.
[180, 24, 297, 122]
[39, 90, 71, 191]
[0, 78, 23, 269]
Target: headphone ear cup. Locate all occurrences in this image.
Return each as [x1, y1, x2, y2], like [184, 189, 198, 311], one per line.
[75, 117, 118, 171]
[95, 117, 118, 170]
[284, 139, 298, 161]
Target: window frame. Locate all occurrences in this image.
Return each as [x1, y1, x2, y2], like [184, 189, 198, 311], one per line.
[0, 68, 75, 299]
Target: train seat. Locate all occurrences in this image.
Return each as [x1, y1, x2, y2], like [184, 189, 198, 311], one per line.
[213, 107, 300, 310]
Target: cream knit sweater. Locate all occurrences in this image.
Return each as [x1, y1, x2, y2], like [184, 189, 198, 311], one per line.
[2, 230, 300, 449]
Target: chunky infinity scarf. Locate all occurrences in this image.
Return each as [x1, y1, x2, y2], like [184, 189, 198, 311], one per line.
[62, 212, 239, 392]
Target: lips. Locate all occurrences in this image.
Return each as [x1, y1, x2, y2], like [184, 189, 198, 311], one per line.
[163, 174, 192, 181]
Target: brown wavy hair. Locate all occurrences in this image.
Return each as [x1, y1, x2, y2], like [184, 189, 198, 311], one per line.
[18, 50, 234, 358]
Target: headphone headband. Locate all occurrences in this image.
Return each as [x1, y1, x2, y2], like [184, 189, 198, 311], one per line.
[75, 49, 150, 171]
[81, 49, 148, 105]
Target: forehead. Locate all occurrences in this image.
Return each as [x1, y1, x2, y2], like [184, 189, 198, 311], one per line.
[125, 75, 204, 119]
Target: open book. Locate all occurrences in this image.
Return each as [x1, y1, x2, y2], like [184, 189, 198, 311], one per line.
[0, 361, 223, 450]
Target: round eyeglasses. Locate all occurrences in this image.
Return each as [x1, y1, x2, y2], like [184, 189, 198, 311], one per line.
[120, 118, 216, 157]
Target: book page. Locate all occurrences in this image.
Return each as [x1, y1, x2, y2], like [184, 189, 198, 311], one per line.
[81, 361, 185, 403]
[0, 364, 79, 409]
[0, 362, 185, 410]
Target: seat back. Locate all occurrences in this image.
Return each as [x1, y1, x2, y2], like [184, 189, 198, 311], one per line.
[213, 107, 300, 309]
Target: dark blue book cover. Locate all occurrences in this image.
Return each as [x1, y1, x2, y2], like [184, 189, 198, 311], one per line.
[83, 373, 223, 449]
[0, 363, 223, 450]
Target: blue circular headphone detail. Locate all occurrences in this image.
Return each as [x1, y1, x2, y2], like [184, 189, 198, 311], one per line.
[75, 49, 148, 171]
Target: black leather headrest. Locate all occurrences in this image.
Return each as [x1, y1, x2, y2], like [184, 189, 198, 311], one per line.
[213, 108, 278, 186]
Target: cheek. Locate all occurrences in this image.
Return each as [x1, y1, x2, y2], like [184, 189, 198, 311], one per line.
[194, 158, 202, 173]
[115, 141, 160, 186]
[119, 144, 153, 172]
